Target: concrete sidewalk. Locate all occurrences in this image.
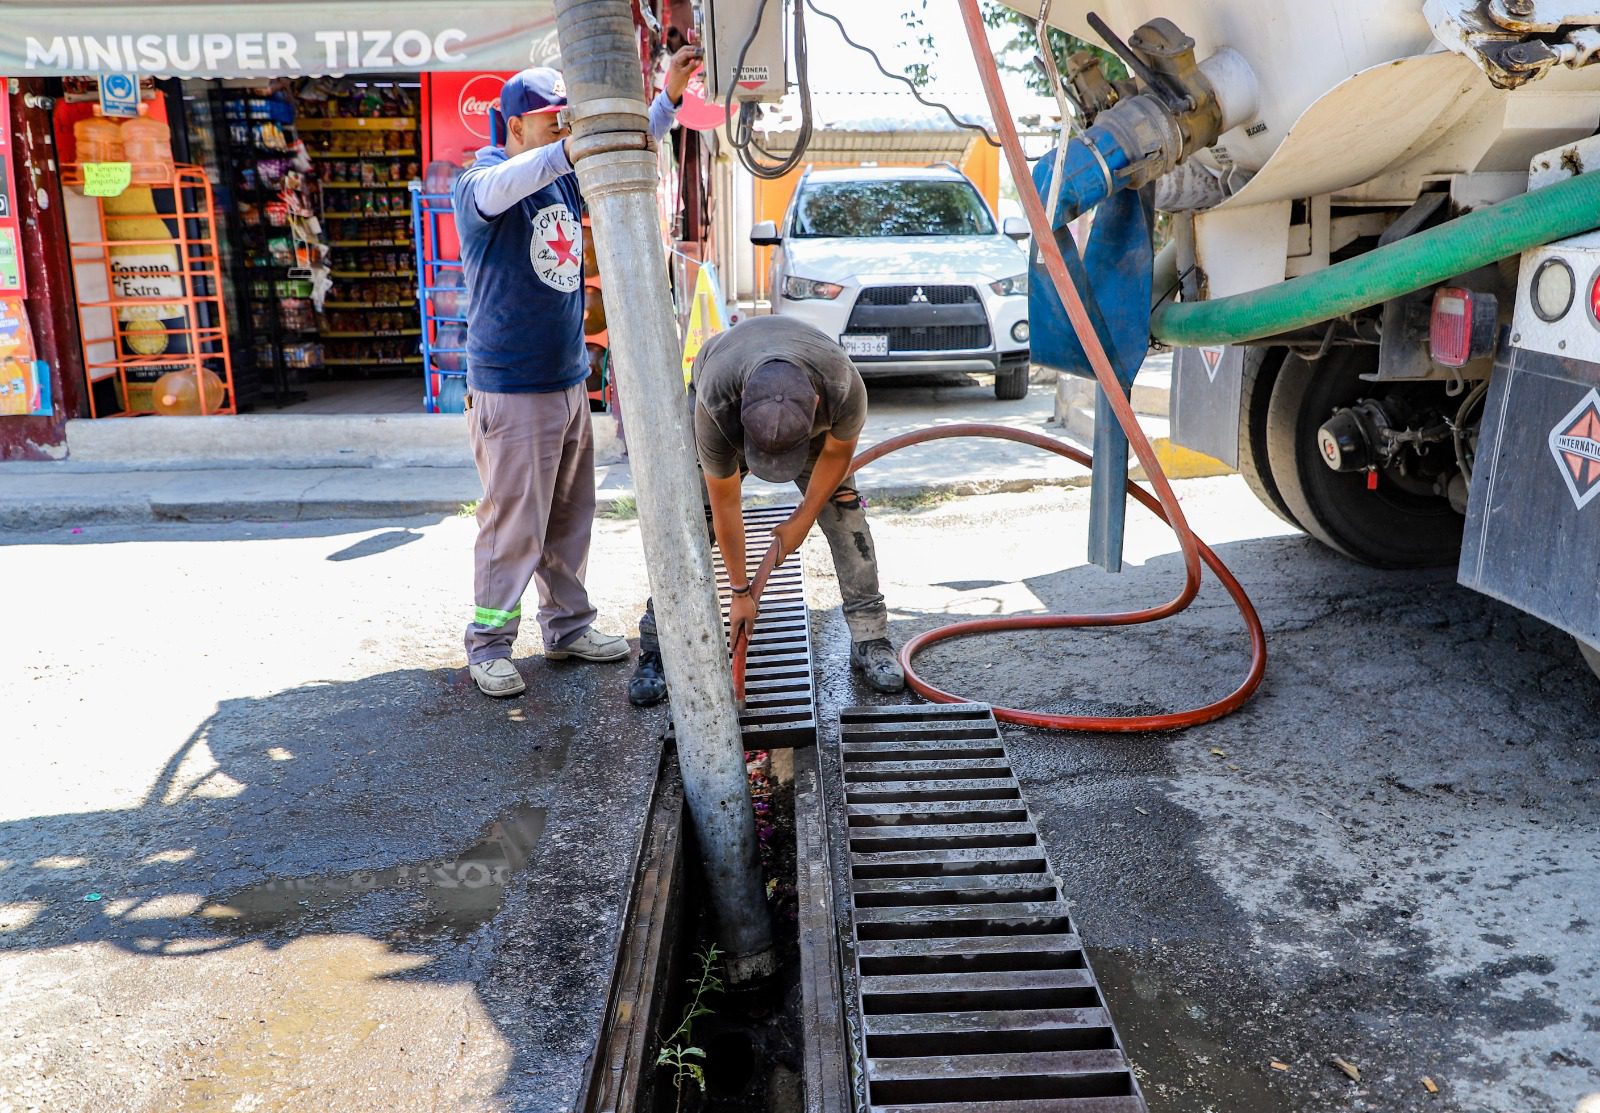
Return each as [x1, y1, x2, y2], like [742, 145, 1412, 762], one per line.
[1, 377, 1103, 530]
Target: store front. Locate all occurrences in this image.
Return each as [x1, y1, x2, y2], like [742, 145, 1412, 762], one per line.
[0, 0, 709, 458]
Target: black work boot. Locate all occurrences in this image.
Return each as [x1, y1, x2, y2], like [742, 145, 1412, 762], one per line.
[850, 638, 906, 694]
[628, 650, 668, 707]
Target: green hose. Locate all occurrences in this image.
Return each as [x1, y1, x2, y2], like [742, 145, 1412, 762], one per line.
[1149, 170, 1600, 347]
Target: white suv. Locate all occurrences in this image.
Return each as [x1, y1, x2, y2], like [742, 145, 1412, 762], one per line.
[750, 165, 1033, 399]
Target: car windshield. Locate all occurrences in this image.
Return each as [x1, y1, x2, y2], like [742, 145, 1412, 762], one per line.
[791, 180, 996, 238]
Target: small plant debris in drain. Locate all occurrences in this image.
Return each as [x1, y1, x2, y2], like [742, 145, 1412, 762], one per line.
[657, 944, 724, 1109]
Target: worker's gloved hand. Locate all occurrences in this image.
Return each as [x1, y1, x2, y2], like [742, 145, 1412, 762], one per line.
[729, 591, 757, 650]
[770, 517, 807, 565]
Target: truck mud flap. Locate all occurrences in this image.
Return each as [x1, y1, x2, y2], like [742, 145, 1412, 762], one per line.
[1460, 345, 1600, 645]
[1170, 345, 1243, 468]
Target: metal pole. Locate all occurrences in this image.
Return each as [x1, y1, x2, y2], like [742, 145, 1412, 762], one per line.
[552, 0, 775, 984]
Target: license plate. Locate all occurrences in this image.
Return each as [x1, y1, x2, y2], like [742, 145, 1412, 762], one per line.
[841, 333, 889, 357]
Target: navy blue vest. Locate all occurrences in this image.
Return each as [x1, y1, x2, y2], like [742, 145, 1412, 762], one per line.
[454, 146, 588, 394]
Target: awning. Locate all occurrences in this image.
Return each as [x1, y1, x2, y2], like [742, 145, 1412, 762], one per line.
[2, 1, 559, 78]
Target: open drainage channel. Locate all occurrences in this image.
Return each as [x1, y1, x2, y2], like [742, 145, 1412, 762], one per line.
[583, 507, 1143, 1113]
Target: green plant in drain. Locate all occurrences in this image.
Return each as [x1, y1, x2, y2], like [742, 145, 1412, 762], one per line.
[656, 943, 723, 1103]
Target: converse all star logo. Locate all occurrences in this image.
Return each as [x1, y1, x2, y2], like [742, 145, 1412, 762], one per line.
[529, 203, 582, 293]
[1548, 387, 1600, 510]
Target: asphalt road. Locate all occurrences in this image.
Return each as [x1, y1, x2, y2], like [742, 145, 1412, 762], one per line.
[806, 476, 1600, 1113]
[0, 512, 673, 1113]
[2, 465, 1597, 1112]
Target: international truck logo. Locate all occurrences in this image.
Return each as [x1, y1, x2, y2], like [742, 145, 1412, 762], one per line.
[1549, 387, 1600, 509]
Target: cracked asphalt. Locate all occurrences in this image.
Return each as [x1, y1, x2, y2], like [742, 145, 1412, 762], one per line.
[804, 476, 1600, 1113]
[2, 462, 1597, 1112]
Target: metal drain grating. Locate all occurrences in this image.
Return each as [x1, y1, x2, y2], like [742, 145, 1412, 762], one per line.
[832, 703, 1146, 1112]
[667, 505, 817, 749]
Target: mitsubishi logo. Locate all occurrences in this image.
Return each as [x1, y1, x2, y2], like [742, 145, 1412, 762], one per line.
[911, 286, 929, 303]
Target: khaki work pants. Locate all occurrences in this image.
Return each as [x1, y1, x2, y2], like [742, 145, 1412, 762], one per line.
[464, 383, 598, 664]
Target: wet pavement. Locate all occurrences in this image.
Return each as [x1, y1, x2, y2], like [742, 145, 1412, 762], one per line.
[805, 476, 1600, 1113]
[0, 516, 670, 1112]
[6, 468, 1599, 1113]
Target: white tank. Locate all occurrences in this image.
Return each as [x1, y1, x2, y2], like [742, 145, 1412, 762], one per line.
[999, 0, 1600, 208]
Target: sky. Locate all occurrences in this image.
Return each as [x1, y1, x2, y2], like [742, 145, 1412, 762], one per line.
[797, 0, 1043, 105]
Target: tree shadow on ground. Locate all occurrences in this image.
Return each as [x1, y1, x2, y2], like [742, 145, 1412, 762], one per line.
[0, 653, 665, 1112]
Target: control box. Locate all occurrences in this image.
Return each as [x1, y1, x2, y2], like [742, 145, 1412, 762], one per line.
[699, 0, 789, 103]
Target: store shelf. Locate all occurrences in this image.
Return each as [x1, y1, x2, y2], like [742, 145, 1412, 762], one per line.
[322, 329, 421, 338]
[296, 118, 417, 130]
[330, 239, 413, 247]
[321, 181, 412, 190]
[322, 211, 410, 219]
[309, 150, 418, 159]
[325, 357, 423, 367]
[331, 270, 417, 279]
[325, 300, 414, 309]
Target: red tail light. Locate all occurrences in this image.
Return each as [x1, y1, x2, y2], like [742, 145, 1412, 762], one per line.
[1430, 286, 1497, 368]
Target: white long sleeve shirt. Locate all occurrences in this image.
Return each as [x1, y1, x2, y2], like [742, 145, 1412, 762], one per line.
[468, 90, 682, 219]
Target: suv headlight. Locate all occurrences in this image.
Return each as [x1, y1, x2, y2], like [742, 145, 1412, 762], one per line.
[783, 276, 845, 301]
[989, 273, 1028, 297]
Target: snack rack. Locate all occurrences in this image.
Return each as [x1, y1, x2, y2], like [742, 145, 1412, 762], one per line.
[62, 163, 237, 418]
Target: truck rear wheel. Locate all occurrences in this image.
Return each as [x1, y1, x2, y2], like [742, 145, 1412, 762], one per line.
[1236, 347, 1299, 528]
[1265, 349, 1463, 568]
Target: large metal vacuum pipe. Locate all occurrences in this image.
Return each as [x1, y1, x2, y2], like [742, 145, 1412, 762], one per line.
[551, 0, 775, 983]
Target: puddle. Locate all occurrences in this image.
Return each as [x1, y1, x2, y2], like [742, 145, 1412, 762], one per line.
[198, 804, 546, 939]
[1090, 946, 1292, 1112]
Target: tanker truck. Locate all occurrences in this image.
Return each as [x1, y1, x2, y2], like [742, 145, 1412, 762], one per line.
[992, 0, 1600, 673]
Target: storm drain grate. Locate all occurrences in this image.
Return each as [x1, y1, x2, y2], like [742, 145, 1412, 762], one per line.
[832, 703, 1145, 1112]
[667, 505, 816, 750]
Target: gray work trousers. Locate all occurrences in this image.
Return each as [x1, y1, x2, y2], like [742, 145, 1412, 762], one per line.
[464, 383, 598, 664]
[638, 460, 888, 655]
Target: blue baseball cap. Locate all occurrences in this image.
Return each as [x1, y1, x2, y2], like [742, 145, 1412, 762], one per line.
[490, 67, 567, 145]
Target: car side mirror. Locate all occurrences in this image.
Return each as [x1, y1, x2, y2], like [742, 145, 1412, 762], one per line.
[750, 220, 781, 246]
[1002, 216, 1030, 241]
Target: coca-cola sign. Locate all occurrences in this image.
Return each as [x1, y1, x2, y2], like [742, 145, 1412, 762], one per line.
[457, 73, 503, 141]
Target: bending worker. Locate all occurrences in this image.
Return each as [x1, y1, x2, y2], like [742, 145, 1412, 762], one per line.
[630, 315, 905, 705]
[455, 49, 700, 699]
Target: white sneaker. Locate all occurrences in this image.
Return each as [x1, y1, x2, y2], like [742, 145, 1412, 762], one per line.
[470, 657, 526, 697]
[545, 626, 630, 662]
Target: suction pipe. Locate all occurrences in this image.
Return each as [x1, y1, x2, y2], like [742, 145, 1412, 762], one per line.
[1151, 169, 1600, 346]
[551, 0, 774, 983]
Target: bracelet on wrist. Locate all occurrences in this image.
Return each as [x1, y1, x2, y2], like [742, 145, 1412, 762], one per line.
[729, 583, 751, 596]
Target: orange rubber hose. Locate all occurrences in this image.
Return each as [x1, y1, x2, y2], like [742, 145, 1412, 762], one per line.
[728, 6, 1268, 731]
[850, 424, 1266, 732]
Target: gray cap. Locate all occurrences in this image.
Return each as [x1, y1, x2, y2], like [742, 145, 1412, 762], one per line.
[741, 360, 818, 482]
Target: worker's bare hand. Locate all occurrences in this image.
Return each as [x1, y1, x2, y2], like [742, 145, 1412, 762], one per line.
[664, 44, 703, 103]
[729, 592, 757, 649]
[771, 518, 807, 565]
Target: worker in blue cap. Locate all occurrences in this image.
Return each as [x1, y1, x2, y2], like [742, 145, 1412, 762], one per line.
[455, 45, 701, 698]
